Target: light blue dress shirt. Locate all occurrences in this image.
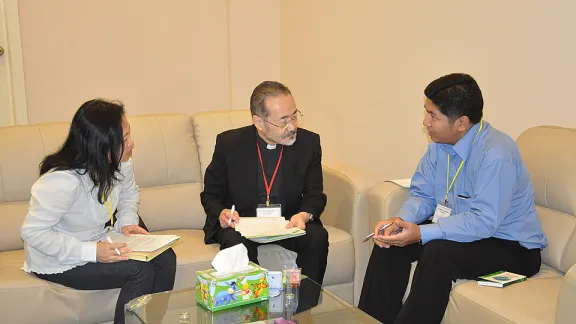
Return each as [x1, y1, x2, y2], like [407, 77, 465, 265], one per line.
[398, 121, 547, 249]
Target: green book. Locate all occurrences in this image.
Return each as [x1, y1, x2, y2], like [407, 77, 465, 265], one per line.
[477, 271, 527, 288]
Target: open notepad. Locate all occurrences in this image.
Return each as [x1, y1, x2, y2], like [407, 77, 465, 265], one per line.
[107, 232, 182, 262]
[234, 217, 306, 243]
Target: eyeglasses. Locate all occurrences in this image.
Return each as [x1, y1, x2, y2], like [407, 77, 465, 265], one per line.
[261, 110, 303, 128]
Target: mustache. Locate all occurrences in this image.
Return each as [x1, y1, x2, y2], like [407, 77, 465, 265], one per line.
[284, 130, 297, 137]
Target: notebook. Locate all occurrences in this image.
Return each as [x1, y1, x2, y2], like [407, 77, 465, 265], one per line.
[477, 271, 527, 288]
[234, 217, 306, 243]
[107, 232, 182, 262]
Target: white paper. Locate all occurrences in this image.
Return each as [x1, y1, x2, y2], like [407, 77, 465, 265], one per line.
[211, 243, 250, 274]
[235, 217, 302, 237]
[106, 232, 179, 252]
[388, 178, 411, 188]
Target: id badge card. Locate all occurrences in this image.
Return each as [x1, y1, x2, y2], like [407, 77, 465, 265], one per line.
[432, 202, 452, 223]
[257, 204, 282, 217]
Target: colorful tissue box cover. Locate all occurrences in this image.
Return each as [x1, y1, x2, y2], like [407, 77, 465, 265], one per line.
[196, 262, 270, 312]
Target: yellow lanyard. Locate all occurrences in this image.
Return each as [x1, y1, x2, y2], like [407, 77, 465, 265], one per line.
[445, 120, 484, 204]
[104, 195, 114, 227]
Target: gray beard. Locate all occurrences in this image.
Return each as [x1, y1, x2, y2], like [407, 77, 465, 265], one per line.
[263, 131, 297, 146]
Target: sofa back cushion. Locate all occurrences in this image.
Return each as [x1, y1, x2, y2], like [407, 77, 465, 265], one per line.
[516, 126, 576, 273]
[191, 110, 253, 180]
[128, 114, 204, 231]
[0, 123, 70, 251]
[0, 114, 204, 251]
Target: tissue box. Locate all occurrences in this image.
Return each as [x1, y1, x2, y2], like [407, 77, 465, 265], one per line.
[196, 299, 269, 324]
[196, 262, 270, 312]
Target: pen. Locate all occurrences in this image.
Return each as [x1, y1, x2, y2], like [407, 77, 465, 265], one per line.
[106, 236, 121, 255]
[228, 204, 235, 226]
[362, 222, 394, 243]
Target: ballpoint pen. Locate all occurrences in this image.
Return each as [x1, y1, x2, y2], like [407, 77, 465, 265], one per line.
[362, 222, 394, 243]
[106, 235, 121, 255]
[228, 204, 235, 226]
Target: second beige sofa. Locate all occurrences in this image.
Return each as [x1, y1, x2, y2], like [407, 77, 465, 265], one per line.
[368, 125, 576, 324]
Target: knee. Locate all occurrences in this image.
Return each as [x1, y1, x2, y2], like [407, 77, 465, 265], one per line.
[131, 262, 156, 282]
[305, 225, 329, 252]
[419, 240, 455, 262]
[217, 228, 243, 249]
[159, 248, 177, 271]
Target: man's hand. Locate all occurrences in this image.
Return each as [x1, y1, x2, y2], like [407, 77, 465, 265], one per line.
[96, 241, 131, 263]
[121, 225, 149, 237]
[377, 218, 421, 247]
[372, 217, 402, 248]
[219, 208, 240, 229]
[286, 212, 310, 230]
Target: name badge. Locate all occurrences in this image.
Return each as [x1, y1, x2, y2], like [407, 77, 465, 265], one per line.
[432, 203, 452, 223]
[256, 204, 282, 217]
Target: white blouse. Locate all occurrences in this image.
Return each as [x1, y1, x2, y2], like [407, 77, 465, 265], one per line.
[21, 159, 140, 274]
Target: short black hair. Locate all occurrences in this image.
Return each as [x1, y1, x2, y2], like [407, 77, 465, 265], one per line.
[250, 81, 292, 118]
[424, 73, 483, 124]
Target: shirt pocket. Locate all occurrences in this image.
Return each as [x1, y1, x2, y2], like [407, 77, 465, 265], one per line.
[456, 194, 472, 213]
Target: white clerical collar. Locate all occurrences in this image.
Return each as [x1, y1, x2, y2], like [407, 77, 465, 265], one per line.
[266, 143, 277, 150]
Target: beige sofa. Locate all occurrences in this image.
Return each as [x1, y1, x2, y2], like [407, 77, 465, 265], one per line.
[369, 125, 576, 324]
[0, 110, 381, 324]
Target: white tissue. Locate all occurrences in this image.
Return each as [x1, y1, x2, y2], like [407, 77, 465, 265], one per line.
[211, 243, 251, 275]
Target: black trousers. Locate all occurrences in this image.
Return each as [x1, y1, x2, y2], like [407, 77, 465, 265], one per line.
[35, 249, 176, 324]
[36, 216, 176, 324]
[215, 221, 329, 286]
[358, 237, 542, 324]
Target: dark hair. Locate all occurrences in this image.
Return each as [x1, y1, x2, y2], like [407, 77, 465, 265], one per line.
[250, 81, 292, 118]
[40, 99, 126, 203]
[424, 73, 483, 124]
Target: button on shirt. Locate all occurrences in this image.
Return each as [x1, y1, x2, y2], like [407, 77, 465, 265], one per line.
[398, 121, 547, 249]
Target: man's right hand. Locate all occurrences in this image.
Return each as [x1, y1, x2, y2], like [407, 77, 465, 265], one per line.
[219, 208, 240, 229]
[372, 217, 403, 248]
[96, 242, 130, 263]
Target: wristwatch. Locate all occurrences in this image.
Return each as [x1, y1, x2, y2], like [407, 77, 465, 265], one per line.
[308, 213, 314, 223]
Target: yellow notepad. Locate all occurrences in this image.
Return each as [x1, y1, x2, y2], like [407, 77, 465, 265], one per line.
[107, 232, 182, 262]
[125, 237, 183, 262]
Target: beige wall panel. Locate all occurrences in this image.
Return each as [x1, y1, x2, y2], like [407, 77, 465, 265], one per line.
[18, 0, 229, 123]
[280, 0, 576, 179]
[228, 0, 281, 110]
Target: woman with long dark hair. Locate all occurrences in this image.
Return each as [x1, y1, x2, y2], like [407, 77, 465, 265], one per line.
[20, 99, 176, 324]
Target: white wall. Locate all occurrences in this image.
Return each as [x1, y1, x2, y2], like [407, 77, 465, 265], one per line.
[15, 0, 280, 123]
[8, 0, 576, 179]
[280, 0, 576, 179]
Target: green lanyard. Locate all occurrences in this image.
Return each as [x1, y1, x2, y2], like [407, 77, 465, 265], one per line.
[445, 120, 484, 204]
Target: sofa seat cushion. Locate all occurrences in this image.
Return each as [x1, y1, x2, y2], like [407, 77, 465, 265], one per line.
[157, 225, 354, 289]
[153, 229, 220, 289]
[0, 249, 119, 324]
[444, 264, 564, 324]
[255, 225, 355, 287]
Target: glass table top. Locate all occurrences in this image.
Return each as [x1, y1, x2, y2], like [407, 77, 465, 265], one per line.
[125, 277, 380, 324]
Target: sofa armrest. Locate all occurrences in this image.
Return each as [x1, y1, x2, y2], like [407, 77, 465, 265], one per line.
[556, 263, 576, 324]
[369, 181, 410, 230]
[321, 161, 382, 305]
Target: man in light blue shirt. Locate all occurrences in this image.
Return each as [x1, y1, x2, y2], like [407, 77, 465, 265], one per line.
[358, 73, 547, 324]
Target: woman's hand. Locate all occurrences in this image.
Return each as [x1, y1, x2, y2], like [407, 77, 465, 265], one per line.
[96, 241, 131, 263]
[121, 225, 149, 237]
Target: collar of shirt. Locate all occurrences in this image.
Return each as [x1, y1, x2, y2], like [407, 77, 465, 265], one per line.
[440, 121, 485, 161]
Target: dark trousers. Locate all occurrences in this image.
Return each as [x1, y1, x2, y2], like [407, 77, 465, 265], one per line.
[215, 221, 329, 286]
[36, 248, 176, 324]
[36, 216, 177, 324]
[358, 237, 542, 324]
